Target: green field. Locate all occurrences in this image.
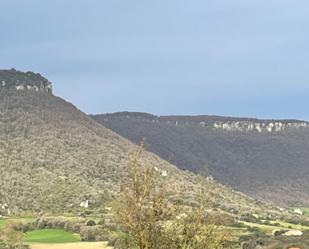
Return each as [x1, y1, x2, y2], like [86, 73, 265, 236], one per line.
[240, 221, 282, 234]
[302, 208, 309, 217]
[270, 220, 309, 231]
[239, 219, 309, 236]
[24, 229, 81, 244]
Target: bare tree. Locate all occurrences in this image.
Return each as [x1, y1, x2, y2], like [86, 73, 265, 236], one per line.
[0, 221, 24, 249]
[113, 146, 229, 249]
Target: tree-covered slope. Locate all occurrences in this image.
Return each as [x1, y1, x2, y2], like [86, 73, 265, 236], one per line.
[0, 90, 186, 213]
[92, 112, 309, 206]
[0, 71, 278, 217]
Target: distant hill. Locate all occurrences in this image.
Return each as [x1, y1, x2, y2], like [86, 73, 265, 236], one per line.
[0, 70, 277, 217]
[92, 112, 309, 206]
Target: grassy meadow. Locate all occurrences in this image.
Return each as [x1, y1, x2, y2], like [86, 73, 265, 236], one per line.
[23, 229, 111, 249]
[24, 229, 81, 244]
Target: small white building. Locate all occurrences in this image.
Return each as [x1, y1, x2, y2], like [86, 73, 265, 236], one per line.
[80, 200, 89, 208]
[293, 208, 303, 216]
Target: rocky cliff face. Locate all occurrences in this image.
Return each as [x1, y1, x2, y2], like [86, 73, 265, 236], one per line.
[212, 121, 308, 132]
[100, 112, 309, 133]
[0, 69, 53, 94]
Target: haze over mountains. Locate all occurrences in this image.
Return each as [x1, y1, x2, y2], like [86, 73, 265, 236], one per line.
[93, 112, 309, 206]
[0, 69, 273, 216]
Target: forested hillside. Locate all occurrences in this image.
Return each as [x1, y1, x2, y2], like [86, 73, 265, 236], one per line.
[93, 112, 309, 206]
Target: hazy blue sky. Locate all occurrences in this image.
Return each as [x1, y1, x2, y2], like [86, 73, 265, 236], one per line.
[1, 1, 309, 119]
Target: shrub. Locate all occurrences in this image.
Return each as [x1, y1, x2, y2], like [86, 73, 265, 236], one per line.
[231, 222, 246, 228]
[113, 146, 228, 249]
[80, 226, 105, 241]
[86, 220, 96, 226]
[0, 221, 25, 249]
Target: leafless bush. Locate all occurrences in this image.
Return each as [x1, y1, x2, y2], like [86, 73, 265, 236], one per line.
[113, 146, 229, 249]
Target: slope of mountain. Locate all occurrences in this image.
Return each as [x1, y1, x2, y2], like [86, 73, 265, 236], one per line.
[92, 112, 309, 206]
[0, 70, 278, 217]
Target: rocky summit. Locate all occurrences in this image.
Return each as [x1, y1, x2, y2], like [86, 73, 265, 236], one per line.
[0, 69, 52, 94]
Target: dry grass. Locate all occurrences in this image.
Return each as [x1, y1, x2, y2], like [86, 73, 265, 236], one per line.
[29, 242, 112, 249]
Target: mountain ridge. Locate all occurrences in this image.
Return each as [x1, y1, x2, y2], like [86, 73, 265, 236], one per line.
[92, 111, 309, 206]
[94, 112, 309, 133]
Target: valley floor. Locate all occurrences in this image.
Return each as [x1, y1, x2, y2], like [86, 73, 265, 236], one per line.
[29, 242, 112, 249]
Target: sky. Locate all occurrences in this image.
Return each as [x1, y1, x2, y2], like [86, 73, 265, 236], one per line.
[1, 0, 309, 120]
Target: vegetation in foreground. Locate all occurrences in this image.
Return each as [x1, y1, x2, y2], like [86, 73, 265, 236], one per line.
[2, 209, 309, 248]
[113, 146, 228, 249]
